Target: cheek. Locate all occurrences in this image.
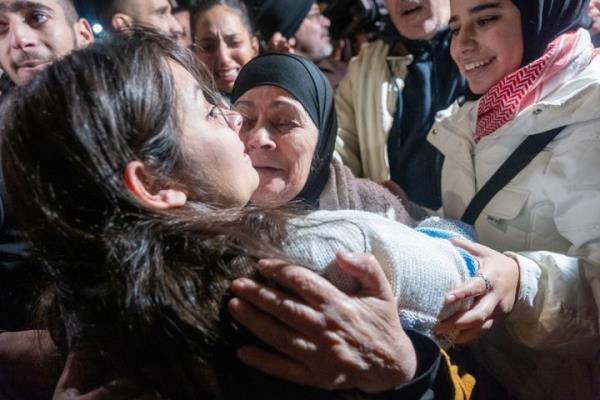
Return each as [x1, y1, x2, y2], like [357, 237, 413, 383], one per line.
[496, 32, 523, 73]
[197, 52, 216, 68]
[231, 46, 254, 66]
[449, 41, 459, 67]
[283, 135, 317, 189]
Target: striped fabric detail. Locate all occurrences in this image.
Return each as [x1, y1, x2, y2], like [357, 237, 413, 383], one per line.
[474, 30, 591, 143]
[475, 43, 557, 142]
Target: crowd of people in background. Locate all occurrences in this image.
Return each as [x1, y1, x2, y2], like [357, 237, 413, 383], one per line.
[1, 0, 600, 399]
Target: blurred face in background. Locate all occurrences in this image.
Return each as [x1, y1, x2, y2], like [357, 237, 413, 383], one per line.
[174, 8, 191, 47]
[193, 5, 258, 94]
[294, 3, 332, 61]
[112, 0, 184, 45]
[0, 0, 93, 85]
[385, 0, 451, 40]
[589, 0, 600, 36]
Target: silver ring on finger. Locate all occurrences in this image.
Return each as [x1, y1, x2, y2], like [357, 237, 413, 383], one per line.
[476, 272, 493, 292]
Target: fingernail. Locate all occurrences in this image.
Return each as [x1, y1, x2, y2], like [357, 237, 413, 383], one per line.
[228, 298, 241, 312]
[64, 389, 80, 399]
[445, 294, 457, 303]
[337, 250, 355, 261]
[257, 259, 274, 269]
[237, 347, 250, 361]
[232, 278, 248, 289]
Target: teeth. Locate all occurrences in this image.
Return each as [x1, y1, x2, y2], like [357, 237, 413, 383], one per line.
[464, 58, 493, 71]
[402, 5, 420, 14]
[218, 69, 237, 79]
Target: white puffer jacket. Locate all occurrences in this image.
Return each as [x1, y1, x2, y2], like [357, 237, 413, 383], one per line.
[428, 31, 600, 399]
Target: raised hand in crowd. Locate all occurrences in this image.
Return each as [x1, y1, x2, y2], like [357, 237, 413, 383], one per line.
[267, 32, 297, 54]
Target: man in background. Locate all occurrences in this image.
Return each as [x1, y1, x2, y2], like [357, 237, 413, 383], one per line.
[335, 0, 466, 210]
[0, 0, 93, 87]
[89, 0, 185, 46]
[172, 0, 192, 48]
[245, 0, 347, 88]
[0, 2, 94, 398]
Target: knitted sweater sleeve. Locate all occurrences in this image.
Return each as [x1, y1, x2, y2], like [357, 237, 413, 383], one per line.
[284, 210, 472, 344]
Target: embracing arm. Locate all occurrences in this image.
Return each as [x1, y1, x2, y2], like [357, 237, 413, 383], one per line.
[229, 253, 475, 399]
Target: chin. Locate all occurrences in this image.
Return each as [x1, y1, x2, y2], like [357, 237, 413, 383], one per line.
[218, 82, 235, 94]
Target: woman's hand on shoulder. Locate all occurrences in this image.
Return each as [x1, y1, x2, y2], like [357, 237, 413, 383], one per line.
[435, 238, 520, 344]
[229, 251, 417, 394]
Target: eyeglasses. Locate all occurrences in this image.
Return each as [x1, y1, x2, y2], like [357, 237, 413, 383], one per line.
[206, 104, 242, 130]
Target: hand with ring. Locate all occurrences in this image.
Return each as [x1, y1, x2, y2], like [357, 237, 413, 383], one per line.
[435, 237, 521, 344]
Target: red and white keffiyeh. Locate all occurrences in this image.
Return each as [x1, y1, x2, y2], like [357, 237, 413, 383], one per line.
[475, 29, 597, 143]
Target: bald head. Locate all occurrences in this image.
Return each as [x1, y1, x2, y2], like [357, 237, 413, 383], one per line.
[92, 0, 184, 44]
[57, 0, 78, 22]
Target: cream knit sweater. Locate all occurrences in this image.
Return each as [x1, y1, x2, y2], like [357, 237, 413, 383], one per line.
[285, 209, 472, 344]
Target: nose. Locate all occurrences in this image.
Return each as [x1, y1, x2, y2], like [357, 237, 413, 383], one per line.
[10, 20, 37, 50]
[244, 127, 276, 151]
[321, 13, 331, 28]
[454, 25, 476, 55]
[216, 40, 233, 64]
[168, 14, 184, 39]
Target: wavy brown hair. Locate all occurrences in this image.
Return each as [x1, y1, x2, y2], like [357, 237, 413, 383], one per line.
[0, 29, 339, 399]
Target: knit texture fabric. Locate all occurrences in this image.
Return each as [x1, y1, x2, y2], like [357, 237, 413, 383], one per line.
[285, 210, 473, 346]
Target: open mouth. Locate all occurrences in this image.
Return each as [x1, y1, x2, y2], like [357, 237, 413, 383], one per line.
[464, 57, 494, 72]
[255, 166, 281, 173]
[401, 5, 423, 16]
[216, 68, 238, 82]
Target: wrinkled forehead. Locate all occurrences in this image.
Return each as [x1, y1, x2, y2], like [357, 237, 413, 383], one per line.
[236, 85, 308, 114]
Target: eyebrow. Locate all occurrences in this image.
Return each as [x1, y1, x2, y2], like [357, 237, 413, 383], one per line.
[271, 99, 305, 119]
[154, 5, 170, 15]
[0, 1, 53, 14]
[449, 2, 501, 24]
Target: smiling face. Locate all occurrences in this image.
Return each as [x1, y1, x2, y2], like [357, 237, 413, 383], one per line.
[0, 0, 92, 85]
[386, 0, 451, 40]
[449, 0, 523, 95]
[234, 85, 318, 207]
[193, 5, 258, 94]
[171, 62, 259, 207]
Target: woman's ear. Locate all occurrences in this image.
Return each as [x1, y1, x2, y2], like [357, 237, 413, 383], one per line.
[123, 161, 187, 209]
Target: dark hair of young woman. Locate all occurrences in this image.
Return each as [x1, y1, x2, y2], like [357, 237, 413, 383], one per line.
[191, 0, 256, 38]
[1, 29, 337, 399]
